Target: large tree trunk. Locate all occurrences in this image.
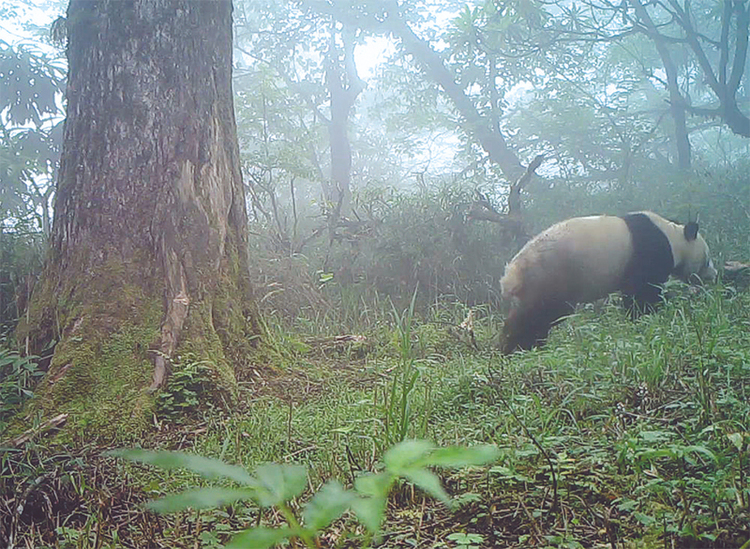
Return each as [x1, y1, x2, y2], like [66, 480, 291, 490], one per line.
[15, 0, 260, 440]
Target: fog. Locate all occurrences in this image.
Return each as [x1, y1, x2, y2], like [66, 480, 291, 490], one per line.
[2, 3, 750, 548]
[2, 0, 750, 315]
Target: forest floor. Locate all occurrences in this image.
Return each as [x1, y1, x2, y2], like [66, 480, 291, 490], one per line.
[4, 285, 750, 548]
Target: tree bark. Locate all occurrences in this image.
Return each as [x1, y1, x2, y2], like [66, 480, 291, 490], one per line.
[15, 0, 260, 440]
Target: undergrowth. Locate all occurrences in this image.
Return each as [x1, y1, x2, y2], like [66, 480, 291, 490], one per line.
[2, 284, 750, 548]
[0, 349, 43, 429]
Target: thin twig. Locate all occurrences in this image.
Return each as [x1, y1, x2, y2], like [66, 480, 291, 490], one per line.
[492, 383, 559, 514]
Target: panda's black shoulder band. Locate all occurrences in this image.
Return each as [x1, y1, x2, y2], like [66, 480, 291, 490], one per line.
[620, 213, 674, 296]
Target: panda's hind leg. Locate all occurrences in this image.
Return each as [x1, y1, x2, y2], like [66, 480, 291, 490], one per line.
[502, 300, 572, 354]
[501, 308, 542, 354]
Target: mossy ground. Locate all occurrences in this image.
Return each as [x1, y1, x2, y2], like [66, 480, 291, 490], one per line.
[9, 247, 260, 443]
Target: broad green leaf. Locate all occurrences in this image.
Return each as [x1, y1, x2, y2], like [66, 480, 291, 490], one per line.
[302, 480, 354, 531]
[514, 447, 539, 457]
[447, 532, 484, 544]
[633, 512, 656, 526]
[615, 498, 638, 512]
[682, 445, 717, 462]
[351, 495, 387, 533]
[354, 472, 392, 498]
[146, 487, 256, 513]
[402, 468, 450, 505]
[109, 450, 255, 485]
[636, 448, 674, 462]
[254, 463, 307, 507]
[427, 445, 500, 467]
[488, 466, 533, 483]
[383, 440, 434, 471]
[727, 432, 744, 451]
[225, 526, 293, 549]
[639, 431, 672, 442]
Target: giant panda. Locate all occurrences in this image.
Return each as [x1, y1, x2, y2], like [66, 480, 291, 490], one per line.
[500, 211, 717, 354]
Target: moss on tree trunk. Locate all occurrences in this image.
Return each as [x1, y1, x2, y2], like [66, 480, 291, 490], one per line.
[13, 0, 261, 442]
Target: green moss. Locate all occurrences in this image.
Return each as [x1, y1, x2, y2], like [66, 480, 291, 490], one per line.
[10, 236, 265, 445]
[23, 277, 163, 443]
[9, 252, 155, 442]
[15, 273, 61, 355]
[210, 244, 266, 371]
[178, 300, 238, 404]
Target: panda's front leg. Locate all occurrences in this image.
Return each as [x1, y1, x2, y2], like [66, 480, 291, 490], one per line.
[624, 282, 663, 317]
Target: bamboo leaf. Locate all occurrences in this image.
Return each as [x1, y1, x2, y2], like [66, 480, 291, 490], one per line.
[108, 449, 255, 485]
[146, 487, 257, 513]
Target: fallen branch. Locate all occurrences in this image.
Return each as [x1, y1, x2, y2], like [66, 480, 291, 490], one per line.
[466, 154, 545, 241]
[723, 260, 750, 289]
[1, 413, 69, 447]
[305, 335, 368, 349]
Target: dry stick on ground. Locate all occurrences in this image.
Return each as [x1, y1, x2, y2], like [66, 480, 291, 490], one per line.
[516, 494, 545, 542]
[9, 471, 56, 549]
[1, 413, 68, 447]
[723, 261, 750, 290]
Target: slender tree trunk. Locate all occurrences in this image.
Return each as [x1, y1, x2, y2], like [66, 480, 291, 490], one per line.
[16, 0, 260, 440]
[630, 0, 691, 169]
[0, 230, 6, 333]
[325, 23, 364, 225]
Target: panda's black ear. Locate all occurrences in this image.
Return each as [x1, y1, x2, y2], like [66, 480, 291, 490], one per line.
[684, 221, 699, 241]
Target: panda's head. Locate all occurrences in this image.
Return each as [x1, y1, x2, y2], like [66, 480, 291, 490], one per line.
[675, 220, 717, 284]
[636, 212, 716, 284]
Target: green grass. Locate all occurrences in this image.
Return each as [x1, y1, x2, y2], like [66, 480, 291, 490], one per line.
[138, 285, 750, 547]
[4, 284, 750, 547]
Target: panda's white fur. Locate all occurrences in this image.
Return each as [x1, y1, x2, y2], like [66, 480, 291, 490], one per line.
[500, 211, 715, 354]
[641, 211, 715, 282]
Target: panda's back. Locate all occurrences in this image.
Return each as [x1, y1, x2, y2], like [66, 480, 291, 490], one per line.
[501, 215, 634, 306]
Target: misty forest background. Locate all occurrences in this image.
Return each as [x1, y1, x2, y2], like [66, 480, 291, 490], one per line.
[1, 0, 750, 548]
